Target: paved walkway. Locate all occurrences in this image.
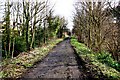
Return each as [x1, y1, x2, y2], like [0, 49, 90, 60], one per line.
[21, 39, 87, 79]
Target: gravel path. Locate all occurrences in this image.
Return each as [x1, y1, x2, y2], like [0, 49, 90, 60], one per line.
[21, 39, 87, 79]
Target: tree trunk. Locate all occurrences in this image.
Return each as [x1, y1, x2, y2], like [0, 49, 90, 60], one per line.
[30, 29, 35, 49]
[44, 20, 46, 44]
[12, 38, 15, 58]
[26, 19, 30, 50]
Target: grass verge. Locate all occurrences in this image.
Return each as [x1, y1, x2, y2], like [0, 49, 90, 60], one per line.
[1, 38, 63, 78]
[71, 38, 120, 80]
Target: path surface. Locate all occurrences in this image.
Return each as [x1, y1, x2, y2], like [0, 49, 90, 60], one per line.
[21, 39, 87, 79]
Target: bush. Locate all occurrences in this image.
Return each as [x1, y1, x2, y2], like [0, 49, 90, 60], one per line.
[14, 37, 27, 53]
[96, 51, 120, 72]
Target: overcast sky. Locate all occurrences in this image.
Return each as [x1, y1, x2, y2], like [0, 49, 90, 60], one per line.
[0, 0, 119, 30]
[49, 0, 75, 30]
[0, 0, 75, 30]
[49, 0, 119, 30]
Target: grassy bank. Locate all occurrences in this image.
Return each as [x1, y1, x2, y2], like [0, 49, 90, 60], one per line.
[1, 38, 63, 78]
[71, 38, 120, 80]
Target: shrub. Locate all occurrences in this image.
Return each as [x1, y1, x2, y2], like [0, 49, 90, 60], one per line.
[96, 51, 120, 72]
[14, 37, 27, 53]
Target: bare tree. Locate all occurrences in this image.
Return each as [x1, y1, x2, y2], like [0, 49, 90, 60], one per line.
[73, 1, 113, 52]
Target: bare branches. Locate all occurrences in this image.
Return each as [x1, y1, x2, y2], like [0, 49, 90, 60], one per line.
[73, 0, 120, 60]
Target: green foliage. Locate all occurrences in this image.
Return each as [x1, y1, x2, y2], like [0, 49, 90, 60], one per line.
[70, 36, 76, 39]
[1, 39, 63, 78]
[71, 38, 120, 79]
[71, 38, 92, 54]
[35, 27, 44, 46]
[14, 37, 27, 52]
[96, 51, 120, 72]
[0, 71, 8, 78]
[2, 0, 66, 58]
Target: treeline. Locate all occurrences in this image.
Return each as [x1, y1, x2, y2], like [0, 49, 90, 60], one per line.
[2, 0, 67, 58]
[72, 1, 120, 61]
